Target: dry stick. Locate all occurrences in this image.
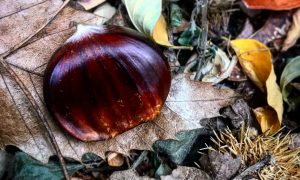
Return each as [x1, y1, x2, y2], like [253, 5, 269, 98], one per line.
[194, 0, 208, 81]
[233, 155, 275, 180]
[0, 0, 71, 179]
[166, 2, 179, 67]
[0, 60, 70, 180]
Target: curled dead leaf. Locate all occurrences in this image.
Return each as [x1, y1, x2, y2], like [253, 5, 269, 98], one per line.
[231, 39, 283, 133]
[77, 0, 106, 10]
[93, 3, 116, 25]
[282, 8, 300, 52]
[253, 107, 281, 133]
[160, 166, 211, 180]
[249, 11, 291, 50]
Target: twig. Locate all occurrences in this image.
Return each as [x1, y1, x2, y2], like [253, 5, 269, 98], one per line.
[1, 0, 71, 59]
[233, 155, 275, 180]
[166, 2, 179, 67]
[0, 60, 70, 180]
[0, 0, 71, 179]
[194, 0, 208, 80]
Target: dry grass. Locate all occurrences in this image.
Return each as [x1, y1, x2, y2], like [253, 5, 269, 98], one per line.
[206, 127, 300, 179]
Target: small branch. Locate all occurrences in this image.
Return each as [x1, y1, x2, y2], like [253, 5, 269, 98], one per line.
[233, 155, 275, 180]
[1, 0, 71, 59]
[0, 60, 70, 180]
[194, 0, 208, 81]
[0, 0, 71, 179]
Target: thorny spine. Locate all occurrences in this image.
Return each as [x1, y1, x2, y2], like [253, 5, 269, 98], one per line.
[0, 0, 72, 179]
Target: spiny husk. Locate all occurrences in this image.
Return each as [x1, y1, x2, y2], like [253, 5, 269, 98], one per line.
[207, 127, 300, 179]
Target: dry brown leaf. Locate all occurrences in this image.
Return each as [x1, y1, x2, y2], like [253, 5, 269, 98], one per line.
[160, 166, 212, 180]
[282, 8, 300, 52]
[249, 11, 291, 50]
[0, 0, 63, 55]
[0, 0, 238, 163]
[237, 19, 254, 39]
[77, 0, 106, 10]
[110, 169, 154, 180]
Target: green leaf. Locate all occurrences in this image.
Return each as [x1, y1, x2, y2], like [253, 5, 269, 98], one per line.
[122, 0, 161, 35]
[170, 3, 182, 27]
[13, 152, 84, 179]
[152, 128, 211, 165]
[122, 0, 191, 49]
[155, 162, 173, 178]
[280, 56, 300, 111]
[0, 151, 13, 179]
[178, 22, 202, 46]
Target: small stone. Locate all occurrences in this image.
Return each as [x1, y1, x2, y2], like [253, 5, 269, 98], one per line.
[107, 152, 124, 167]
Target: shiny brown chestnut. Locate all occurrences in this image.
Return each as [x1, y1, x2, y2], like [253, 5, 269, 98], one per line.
[43, 24, 171, 141]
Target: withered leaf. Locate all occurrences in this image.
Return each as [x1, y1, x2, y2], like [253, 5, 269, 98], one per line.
[77, 0, 106, 11]
[208, 151, 241, 180]
[249, 11, 291, 49]
[290, 133, 300, 150]
[282, 8, 300, 52]
[160, 166, 212, 180]
[0, 0, 238, 163]
[221, 99, 256, 129]
[109, 169, 154, 180]
[0, 0, 63, 55]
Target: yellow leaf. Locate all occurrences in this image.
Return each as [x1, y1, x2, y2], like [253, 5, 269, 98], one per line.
[231, 39, 283, 133]
[123, 0, 191, 50]
[282, 8, 300, 52]
[253, 107, 281, 133]
[152, 15, 192, 49]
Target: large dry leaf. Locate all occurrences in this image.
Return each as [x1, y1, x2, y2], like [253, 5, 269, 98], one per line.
[0, 0, 237, 162]
[282, 8, 300, 52]
[0, 0, 63, 55]
[249, 11, 291, 50]
[231, 39, 283, 133]
[160, 166, 211, 180]
[110, 166, 212, 180]
[77, 0, 106, 10]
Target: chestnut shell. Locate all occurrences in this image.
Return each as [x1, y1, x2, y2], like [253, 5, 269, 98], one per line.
[43, 25, 171, 141]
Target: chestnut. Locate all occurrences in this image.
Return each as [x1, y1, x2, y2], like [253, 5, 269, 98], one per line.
[43, 25, 171, 141]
